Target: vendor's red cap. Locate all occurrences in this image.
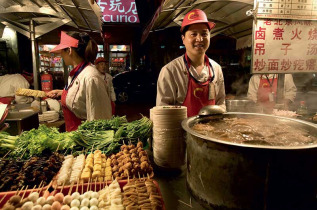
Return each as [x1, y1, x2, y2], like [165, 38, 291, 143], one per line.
[50, 31, 79, 53]
[94, 57, 106, 65]
[180, 9, 215, 33]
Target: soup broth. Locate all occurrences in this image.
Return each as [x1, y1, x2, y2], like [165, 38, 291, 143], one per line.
[192, 117, 317, 146]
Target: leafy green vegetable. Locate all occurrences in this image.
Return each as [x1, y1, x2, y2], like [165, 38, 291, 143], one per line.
[0, 132, 18, 155]
[12, 125, 76, 159]
[71, 130, 114, 150]
[117, 115, 153, 142]
[78, 116, 127, 131]
[72, 116, 152, 155]
[7, 116, 152, 158]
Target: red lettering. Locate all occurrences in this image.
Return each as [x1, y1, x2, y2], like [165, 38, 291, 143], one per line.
[281, 59, 292, 71]
[254, 59, 266, 71]
[255, 43, 266, 55]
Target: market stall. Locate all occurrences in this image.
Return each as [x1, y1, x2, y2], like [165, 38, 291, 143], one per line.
[0, 116, 167, 209]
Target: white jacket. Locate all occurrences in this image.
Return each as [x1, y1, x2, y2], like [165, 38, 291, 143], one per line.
[156, 55, 226, 110]
[105, 73, 116, 102]
[247, 74, 297, 103]
[0, 74, 33, 104]
[66, 65, 112, 121]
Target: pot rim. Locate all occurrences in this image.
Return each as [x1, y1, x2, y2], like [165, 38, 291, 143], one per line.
[181, 112, 317, 150]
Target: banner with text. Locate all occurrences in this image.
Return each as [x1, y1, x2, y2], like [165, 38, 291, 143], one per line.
[97, 0, 140, 23]
[252, 19, 317, 73]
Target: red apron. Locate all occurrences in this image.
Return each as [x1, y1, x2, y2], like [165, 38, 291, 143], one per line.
[61, 62, 87, 132]
[257, 74, 278, 110]
[0, 97, 14, 104]
[182, 54, 215, 117]
[111, 101, 115, 115]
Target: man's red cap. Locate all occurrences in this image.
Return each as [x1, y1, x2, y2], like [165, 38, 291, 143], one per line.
[180, 9, 215, 33]
[50, 31, 79, 53]
[94, 57, 106, 65]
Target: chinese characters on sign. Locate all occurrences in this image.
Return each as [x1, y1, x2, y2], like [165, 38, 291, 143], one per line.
[252, 19, 317, 73]
[256, 0, 317, 20]
[96, 0, 140, 23]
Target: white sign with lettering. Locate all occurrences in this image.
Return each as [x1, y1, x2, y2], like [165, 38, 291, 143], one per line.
[252, 19, 317, 73]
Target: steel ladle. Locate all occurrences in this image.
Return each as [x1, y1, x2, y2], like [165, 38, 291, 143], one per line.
[198, 105, 226, 116]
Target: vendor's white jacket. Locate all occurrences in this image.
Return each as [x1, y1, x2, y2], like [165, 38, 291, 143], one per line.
[105, 73, 116, 102]
[0, 74, 33, 104]
[156, 55, 226, 110]
[247, 74, 297, 102]
[66, 65, 112, 121]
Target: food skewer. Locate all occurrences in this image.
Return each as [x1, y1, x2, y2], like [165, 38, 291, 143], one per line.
[56, 142, 61, 152]
[19, 185, 35, 210]
[62, 182, 74, 206]
[94, 178, 97, 192]
[70, 179, 81, 208]
[63, 148, 69, 156]
[138, 172, 141, 180]
[82, 180, 84, 195]
[87, 178, 91, 192]
[0, 194, 8, 205]
[27, 185, 42, 205]
[35, 183, 46, 207]
[19, 148, 27, 159]
[7, 188, 23, 208]
[30, 184, 37, 193]
[68, 182, 75, 196]
[42, 182, 51, 199]
[54, 181, 66, 204]
[21, 185, 29, 200]
[38, 180, 46, 196]
[17, 186, 25, 195]
[2, 150, 11, 159]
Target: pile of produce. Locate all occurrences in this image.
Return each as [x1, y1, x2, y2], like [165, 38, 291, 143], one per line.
[78, 116, 127, 131]
[0, 131, 18, 155]
[12, 125, 75, 159]
[71, 116, 153, 155]
[0, 116, 152, 159]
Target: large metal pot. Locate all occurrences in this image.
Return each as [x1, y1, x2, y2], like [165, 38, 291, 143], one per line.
[225, 99, 258, 112]
[182, 113, 317, 210]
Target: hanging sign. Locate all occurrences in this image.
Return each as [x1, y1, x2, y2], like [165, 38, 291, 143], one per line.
[255, 0, 317, 20]
[251, 19, 317, 73]
[96, 0, 140, 23]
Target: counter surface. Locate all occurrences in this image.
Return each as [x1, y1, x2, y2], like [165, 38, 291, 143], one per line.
[154, 167, 206, 210]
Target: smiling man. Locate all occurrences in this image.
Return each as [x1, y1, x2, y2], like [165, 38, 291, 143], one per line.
[156, 9, 226, 117]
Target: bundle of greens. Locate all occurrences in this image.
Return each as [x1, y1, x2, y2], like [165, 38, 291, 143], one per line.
[0, 132, 18, 155]
[115, 115, 153, 142]
[12, 125, 75, 159]
[71, 116, 152, 155]
[71, 129, 115, 149]
[78, 116, 127, 131]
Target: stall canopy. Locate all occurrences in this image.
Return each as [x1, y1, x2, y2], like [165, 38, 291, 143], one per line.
[0, 0, 102, 90]
[147, 0, 254, 47]
[0, 0, 102, 38]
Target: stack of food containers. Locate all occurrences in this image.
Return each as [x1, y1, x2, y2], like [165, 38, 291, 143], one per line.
[150, 106, 187, 169]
